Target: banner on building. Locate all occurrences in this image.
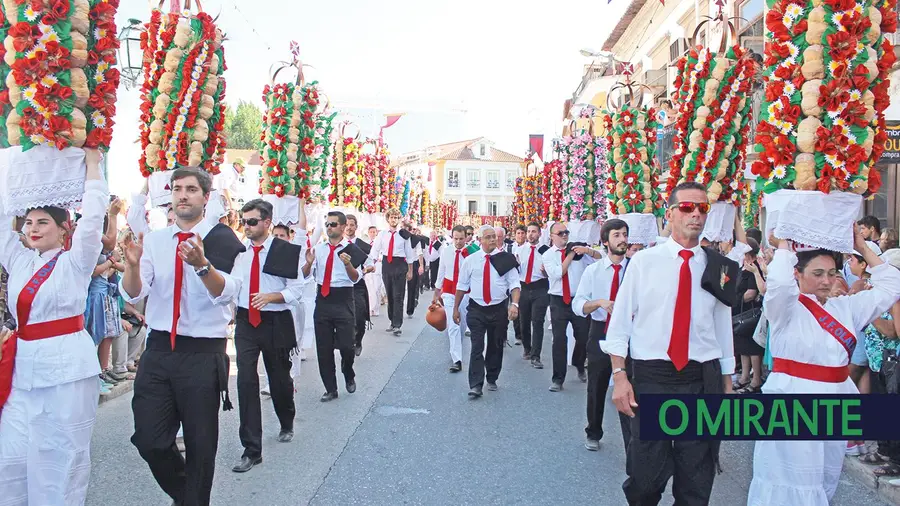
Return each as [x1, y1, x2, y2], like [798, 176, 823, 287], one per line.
[882, 121, 900, 162]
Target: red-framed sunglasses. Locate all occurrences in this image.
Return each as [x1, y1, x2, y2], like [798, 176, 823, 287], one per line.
[670, 202, 711, 214]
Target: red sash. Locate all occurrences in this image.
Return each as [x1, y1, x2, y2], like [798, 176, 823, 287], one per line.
[798, 294, 857, 360]
[0, 251, 66, 409]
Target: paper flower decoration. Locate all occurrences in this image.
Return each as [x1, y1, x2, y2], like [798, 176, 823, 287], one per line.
[138, 7, 225, 176]
[603, 104, 665, 217]
[751, 0, 896, 196]
[330, 136, 362, 208]
[4, 0, 120, 151]
[542, 158, 565, 222]
[667, 45, 758, 205]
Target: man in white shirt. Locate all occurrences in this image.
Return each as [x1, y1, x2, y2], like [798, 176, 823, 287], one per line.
[431, 225, 469, 372]
[370, 208, 415, 336]
[603, 182, 737, 505]
[453, 226, 521, 398]
[425, 232, 442, 290]
[406, 224, 426, 317]
[516, 222, 550, 368]
[364, 225, 384, 316]
[345, 214, 375, 356]
[572, 218, 631, 452]
[121, 167, 244, 506]
[302, 211, 365, 402]
[229, 199, 305, 474]
[543, 222, 602, 391]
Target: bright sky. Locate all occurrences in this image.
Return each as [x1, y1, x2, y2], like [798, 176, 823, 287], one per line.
[108, 0, 628, 197]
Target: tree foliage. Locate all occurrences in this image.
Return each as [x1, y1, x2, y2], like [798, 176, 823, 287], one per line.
[223, 100, 262, 150]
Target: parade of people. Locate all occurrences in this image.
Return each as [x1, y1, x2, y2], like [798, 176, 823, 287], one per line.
[1, 0, 899, 504]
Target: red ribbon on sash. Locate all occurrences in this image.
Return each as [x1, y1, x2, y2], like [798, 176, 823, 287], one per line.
[0, 251, 65, 409]
[798, 294, 857, 360]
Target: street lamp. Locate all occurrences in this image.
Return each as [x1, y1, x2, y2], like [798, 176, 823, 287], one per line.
[117, 18, 144, 90]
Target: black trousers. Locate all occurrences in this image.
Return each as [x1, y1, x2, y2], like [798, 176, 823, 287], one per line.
[429, 260, 440, 288]
[314, 287, 356, 393]
[623, 360, 720, 506]
[467, 300, 509, 388]
[353, 281, 369, 347]
[132, 332, 230, 506]
[382, 256, 408, 328]
[519, 279, 549, 358]
[407, 266, 420, 315]
[549, 294, 589, 384]
[585, 319, 632, 445]
[234, 308, 295, 460]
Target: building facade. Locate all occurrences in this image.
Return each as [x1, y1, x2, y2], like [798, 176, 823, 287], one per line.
[394, 137, 525, 217]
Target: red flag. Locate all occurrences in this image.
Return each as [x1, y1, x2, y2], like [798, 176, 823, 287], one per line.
[529, 135, 544, 161]
[379, 113, 404, 139]
[428, 161, 435, 182]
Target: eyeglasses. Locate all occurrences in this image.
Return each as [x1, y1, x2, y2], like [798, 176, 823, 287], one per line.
[241, 218, 262, 226]
[325, 222, 340, 228]
[554, 230, 570, 236]
[670, 202, 711, 214]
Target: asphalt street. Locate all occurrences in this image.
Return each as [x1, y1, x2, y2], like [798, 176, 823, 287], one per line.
[87, 294, 891, 506]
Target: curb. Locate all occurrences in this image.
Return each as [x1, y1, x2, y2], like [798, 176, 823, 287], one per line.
[844, 455, 900, 505]
[98, 379, 134, 405]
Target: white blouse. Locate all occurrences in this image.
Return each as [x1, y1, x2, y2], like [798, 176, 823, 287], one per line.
[763, 249, 900, 394]
[0, 180, 109, 390]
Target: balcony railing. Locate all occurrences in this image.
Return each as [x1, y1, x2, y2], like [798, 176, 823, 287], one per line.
[448, 178, 459, 188]
[486, 180, 499, 189]
[467, 179, 481, 189]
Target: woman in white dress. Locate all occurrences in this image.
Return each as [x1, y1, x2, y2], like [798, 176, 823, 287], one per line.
[0, 149, 107, 505]
[747, 227, 900, 505]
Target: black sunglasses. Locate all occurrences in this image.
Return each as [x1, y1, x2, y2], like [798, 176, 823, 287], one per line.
[325, 222, 341, 228]
[554, 230, 570, 236]
[241, 218, 262, 226]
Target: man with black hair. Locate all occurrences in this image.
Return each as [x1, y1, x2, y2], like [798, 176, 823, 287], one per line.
[302, 211, 365, 401]
[433, 225, 470, 372]
[604, 181, 738, 505]
[573, 218, 631, 452]
[345, 214, 374, 356]
[515, 222, 550, 368]
[405, 224, 426, 317]
[122, 166, 245, 506]
[425, 232, 442, 290]
[858, 215, 882, 242]
[229, 199, 304, 473]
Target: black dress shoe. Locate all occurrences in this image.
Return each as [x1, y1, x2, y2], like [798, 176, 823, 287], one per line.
[278, 430, 294, 443]
[486, 382, 498, 391]
[346, 379, 356, 393]
[320, 391, 338, 402]
[578, 370, 587, 383]
[232, 456, 262, 473]
[468, 386, 483, 398]
[355, 344, 362, 357]
[449, 361, 462, 373]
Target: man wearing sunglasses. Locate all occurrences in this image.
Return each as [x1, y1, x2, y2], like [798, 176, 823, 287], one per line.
[603, 181, 738, 505]
[229, 199, 305, 473]
[302, 211, 365, 402]
[543, 222, 602, 392]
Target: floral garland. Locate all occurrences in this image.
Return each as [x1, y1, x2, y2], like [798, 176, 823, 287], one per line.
[139, 9, 225, 176]
[513, 175, 542, 225]
[562, 130, 594, 221]
[399, 178, 411, 216]
[668, 45, 757, 205]
[421, 189, 431, 226]
[541, 158, 565, 222]
[259, 81, 299, 197]
[0, 14, 12, 147]
[330, 136, 361, 208]
[742, 184, 762, 228]
[751, 0, 896, 195]
[360, 152, 377, 213]
[603, 104, 665, 217]
[593, 138, 610, 221]
[4, 0, 120, 151]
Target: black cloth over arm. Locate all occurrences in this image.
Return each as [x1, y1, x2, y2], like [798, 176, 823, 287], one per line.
[699, 247, 740, 308]
[565, 242, 589, 260]
[489, 251, 519, 277]
[339, 243, 369, 269]
[354, 238, 372, 256]
[203, 223, 246, 274]
[538, 245, 550, 255]
[262, 237, 302, 279]
[397, 229, 411, 240]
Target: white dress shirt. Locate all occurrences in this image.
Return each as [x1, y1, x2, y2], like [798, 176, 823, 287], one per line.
[602, 238, 736, 374]
[573, 257, 628, 321]
[436, 244, 466, 289]
[308, 238, 362, 288]
[457, 249, 521, 307]
[120, 220, 238, 338]
[762, 249, 900, 394]
[0, 180, 108, 390]
[514, 242, 547, 283]
[425, 241, 442, 263]
[542, 244, 597, 297]
[371, 229, 416, 264]
[231, 235, 305, 312]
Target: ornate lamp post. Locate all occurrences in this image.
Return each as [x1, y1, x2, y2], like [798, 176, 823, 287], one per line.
[117, 19, 144, 90]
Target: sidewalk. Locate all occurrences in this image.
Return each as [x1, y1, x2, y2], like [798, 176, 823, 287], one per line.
[98, 379, 134, 405]
[844, 455, 900, 506]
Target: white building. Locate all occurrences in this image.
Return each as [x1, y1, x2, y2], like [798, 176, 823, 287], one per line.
[393, 137, 525, 216]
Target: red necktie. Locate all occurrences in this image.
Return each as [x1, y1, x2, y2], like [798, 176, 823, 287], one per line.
[306, 237, 311, 249]
[483, 254, 492, 304]
[561, 250, 572, 304]
[668, 250, 694, 371]
[605, 263, 623, 331]
[171, 232, 193, 350]
[525, 245, 536, 283]
[321, 243, 339, 297]
[387, 232, 395, 263]
[249, 245, 263, 327]
[453, 249, 461, 283]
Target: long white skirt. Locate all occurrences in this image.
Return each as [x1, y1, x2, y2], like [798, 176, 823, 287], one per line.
[0, 376, 101, 506]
